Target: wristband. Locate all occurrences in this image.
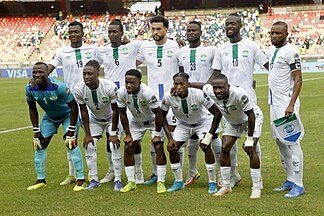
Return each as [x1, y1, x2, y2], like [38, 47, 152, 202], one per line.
[68, 125, 76, 132]
[109, 130, 117, 136]
[244, 136, 254, 147]
[153, 131, 161, 137]
[33, 126, 40, 133]
[201, 133, 213, 145]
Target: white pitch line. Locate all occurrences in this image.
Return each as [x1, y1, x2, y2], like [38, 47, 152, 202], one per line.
[0, 126, 32, 134]
[257, 76, 324, 87]
[1, 77, 324, 134]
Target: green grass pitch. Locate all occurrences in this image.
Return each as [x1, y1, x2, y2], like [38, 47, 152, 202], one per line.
[1, 73, 324, 215]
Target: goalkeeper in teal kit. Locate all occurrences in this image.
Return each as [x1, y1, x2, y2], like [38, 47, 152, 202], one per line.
[26, 62, 86, 192]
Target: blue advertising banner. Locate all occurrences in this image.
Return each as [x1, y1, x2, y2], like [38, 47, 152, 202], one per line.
[1, 68, 63, 78]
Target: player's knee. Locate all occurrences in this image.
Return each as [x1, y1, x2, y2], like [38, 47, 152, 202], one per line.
[124, 145, 135, 155]
[154, 143, 164, 154]
[221, 145, 231, 155]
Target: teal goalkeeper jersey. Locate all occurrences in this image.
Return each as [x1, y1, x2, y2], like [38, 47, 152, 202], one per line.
[26, 78, 74, 119]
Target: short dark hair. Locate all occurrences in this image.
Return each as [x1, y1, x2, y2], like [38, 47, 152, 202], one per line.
[150, 15, 169, 28]
[273, 21, 288, 31]
[85, 60, 100, 71]
[109, 19, 123, 32]
[173, 72, 189, 82]
[68, 21, 83, 32]
[125, 69, 142, 80]
[188, 21, 201, 29]
[215, 73, 228, 83]
[34, 61, 48, 70]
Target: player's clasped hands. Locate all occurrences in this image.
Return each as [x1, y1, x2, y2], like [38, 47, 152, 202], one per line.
[167, 138, 177, 153]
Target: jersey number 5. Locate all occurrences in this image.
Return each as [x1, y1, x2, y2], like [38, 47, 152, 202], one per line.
[157, 59, 162, 67]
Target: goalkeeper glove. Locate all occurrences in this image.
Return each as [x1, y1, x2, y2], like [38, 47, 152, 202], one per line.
[33, 127, 45, 150]
[64, 125, 77, 150]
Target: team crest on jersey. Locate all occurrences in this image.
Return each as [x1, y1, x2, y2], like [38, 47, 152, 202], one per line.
[140, 101, 147, 106]
[242, 50, 249, 57]
[50, 95, 58, 101]
[122, 47, 129, 55]
[276, 56, 284, 64]
[166, 50, 174, 58]
[294, 53, 301, 62]
[102, 97, 109, 103]
[200, 54, 207, 62]
[230, 105, 237, 110]
[191, 104, 198, 111]
[85, 52, 91, 59]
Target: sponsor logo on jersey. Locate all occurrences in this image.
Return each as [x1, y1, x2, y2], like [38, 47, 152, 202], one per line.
[102, 97, 109, 103]
[166, 50, 173, 58]
[242, 50, 249, 57]
[122, 47, 129, 55]
[191, 104, 198, 111]
[84, 97, 89, 102]
[200, 54, 207, 62]
[241, 95, 249, 104]
[230, 105, 237, 110]
[182, 56, 186, 61]
[86, 52, 91, 59]
[224, 52, 229, 57]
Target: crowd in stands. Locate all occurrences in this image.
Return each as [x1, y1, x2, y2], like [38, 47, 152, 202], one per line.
[0, 9, 323, 64]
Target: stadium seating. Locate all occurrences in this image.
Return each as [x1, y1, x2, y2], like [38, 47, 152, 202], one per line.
[0, 10, 322, 63]
[0, 16, 55, 63]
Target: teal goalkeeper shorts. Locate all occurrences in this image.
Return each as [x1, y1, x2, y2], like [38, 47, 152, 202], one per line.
[40, 113, 80, 138]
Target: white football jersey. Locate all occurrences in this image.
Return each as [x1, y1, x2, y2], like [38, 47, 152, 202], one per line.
[212, 38, 268, 106]
[266, 43, 301, 107]
[176, 44, 216, 82]
[117, 83, 159, 123]
[74, 78, 118, 120]
[203, 84, 254, 124]
[138, 39, 179, 100]
[50, 44, 101, 92]
[161, 88, 214, 125]
[99, 41, 142, 88]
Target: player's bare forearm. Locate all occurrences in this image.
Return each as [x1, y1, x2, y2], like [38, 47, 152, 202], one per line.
[189, 82, 205, 90]
[179, 66, 184, 73]
[67, 99, 78, 126]
[207, 69, 221, 84]
[79, 104, 91, 136]
[111, 103, 119, 131]
[152, 107, 163, 132]
[288, 70, 303, 108]
[47, 64, 55, 75]
[119, 107, 130, 135]
[162, 110, 172, 140]
[27, 100, 39, 127]
[208, 105, 222, 134]
[245, 109, 256, 137]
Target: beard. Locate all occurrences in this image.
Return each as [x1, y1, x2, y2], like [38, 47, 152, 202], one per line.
[153, 34, 164, 41]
